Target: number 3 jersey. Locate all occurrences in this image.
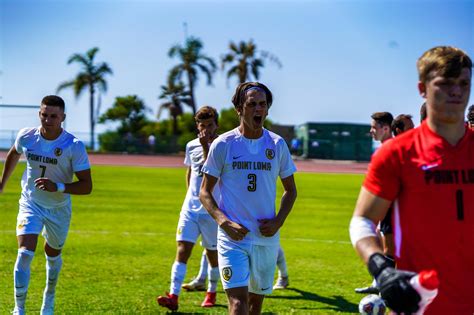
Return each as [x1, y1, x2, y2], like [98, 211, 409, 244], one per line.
[202, 128, 296, 246]
[14, 127, 90, 209]
[364, 121, 474, 314]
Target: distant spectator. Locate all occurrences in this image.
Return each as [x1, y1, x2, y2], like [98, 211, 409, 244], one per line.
[290, 137, 301, 155]
[148, 134, 156, 152]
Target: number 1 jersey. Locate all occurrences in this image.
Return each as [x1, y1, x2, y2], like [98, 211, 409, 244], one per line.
[364, 121, 474, 314]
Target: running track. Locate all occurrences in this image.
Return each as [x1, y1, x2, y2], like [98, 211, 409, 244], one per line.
[0, 151, 368, 174]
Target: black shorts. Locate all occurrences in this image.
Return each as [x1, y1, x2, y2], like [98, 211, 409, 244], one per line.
[380, 206, 393, 235]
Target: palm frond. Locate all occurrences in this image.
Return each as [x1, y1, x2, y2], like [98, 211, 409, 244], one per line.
[67, 53, 89, 66]
[56, 80, 75, 93]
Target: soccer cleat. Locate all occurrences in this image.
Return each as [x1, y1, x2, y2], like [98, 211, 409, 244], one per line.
[201, 292, 216, 307]
[182, 278, 206, 291]
[355, 285, 379, 294]
[273, 276, 289, 290]
[157, 293, 179, 311]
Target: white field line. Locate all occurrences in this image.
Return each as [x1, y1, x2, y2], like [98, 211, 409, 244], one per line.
[0, 229, 351, 245]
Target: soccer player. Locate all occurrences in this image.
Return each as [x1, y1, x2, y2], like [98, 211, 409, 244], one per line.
[0, 95, 92, 315]
[200, 82, 297, 315]
[369, 112, 394, 143]
[157, 106, 221, 311]
[391, 114, 414, 136]
[350, 46, 474, 314]
[356, 111, 394, 294]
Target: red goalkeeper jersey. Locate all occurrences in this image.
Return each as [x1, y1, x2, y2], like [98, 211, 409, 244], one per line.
[364, 121, 474, 315]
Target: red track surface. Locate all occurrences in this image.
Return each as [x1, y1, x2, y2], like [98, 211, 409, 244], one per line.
[0, 151, 368, 174]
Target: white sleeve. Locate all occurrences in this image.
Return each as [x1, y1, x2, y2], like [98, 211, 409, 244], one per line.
[14, 128, 29, 154]
[201, 140, 225, 178]
[184, 142, 191, 166]
[71, 140, 91, 172]
[278, 140, 297, 179]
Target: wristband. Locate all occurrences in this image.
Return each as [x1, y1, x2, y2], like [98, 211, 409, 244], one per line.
[368, 253, 392, 278]
[56, 182, 65, 193]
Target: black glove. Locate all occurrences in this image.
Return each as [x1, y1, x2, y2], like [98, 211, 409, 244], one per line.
[368, 253, 421, 314]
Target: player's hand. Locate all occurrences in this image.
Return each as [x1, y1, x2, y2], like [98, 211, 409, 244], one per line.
[34, 178, 58, 192]
[198, 130, 210, 147]
[220, 220, 249, 241]
[377, 268, 421, 313]
[368, 253, 421, 313]
[258, 218, 282, 237]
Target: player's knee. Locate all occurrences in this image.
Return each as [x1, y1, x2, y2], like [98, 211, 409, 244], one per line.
[229, 297, 248, 314]
[44, 243, 61, 257]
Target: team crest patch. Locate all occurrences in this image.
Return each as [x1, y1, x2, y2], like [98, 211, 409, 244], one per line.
[54, 148, 62, 157]
[222, 267, 232, 281]
[265, 148, 275, 160]
[17, 219, 27, 230]
[177, 227, 183, 235]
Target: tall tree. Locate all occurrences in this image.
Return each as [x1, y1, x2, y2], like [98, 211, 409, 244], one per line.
[99, 95, 150, 136]
[168, 37, 216, 115]
[157, 82, 192, 135]
[221, 39, 282, 84]
[57, 47, 112, 150]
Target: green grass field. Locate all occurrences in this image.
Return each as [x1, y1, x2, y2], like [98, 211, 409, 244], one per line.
[0, 163, 370, 314]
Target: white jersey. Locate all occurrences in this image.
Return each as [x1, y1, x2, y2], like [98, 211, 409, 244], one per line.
[14, 127, 90, 209]
[182, 138, 220, 214]
[202, 128, 296, 245]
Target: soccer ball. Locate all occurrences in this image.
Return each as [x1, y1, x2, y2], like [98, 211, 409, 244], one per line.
[358, 294, 386, 315]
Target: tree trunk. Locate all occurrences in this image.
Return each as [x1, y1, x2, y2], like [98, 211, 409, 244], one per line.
[172, 115, 178, 135]
[187, 71, 196, 116]
[89, 84, 95, 151]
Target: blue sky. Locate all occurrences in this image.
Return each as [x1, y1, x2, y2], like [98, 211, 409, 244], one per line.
[1, 0, 473, 138]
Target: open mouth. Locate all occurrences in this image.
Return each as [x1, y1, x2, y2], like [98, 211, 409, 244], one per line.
[253, 116, 263, 125]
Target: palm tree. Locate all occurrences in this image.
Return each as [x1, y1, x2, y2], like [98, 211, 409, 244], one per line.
[57, 47, 112, 150]
[221, 39, 282, 85]
[157, 82, 192, 135]
[168, 37, 216, 115]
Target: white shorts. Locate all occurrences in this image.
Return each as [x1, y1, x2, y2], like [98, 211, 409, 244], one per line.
[176, 211, 218, 250]
[218, 238, 279, 295]
[17, 199, 72, 250]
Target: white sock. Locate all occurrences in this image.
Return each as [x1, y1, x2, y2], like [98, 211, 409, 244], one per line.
[276, 247, 288, 278]
[170, 261, 186, 296]
[41, 254, 62, 311]
[207, 266, 219, 293]
[14, 248, 35, 310]
[196, 251, 208, 281]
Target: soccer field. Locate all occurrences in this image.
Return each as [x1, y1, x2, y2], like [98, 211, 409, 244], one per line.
[0, 163, 370, 314]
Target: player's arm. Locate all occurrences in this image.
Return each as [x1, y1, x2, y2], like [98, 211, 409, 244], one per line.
[350, 187, 421, 313]
[66, 169, 92, 195]
[0, 145, 22, 193]
[259, 175, 297, 237]
[34, 169, 92, 195]
[351, 187, 391, 262]
[200, 173, 249, 241]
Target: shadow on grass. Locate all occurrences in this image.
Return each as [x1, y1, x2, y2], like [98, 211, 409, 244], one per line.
[161, 303, 227, 314]
[267, 287, 358, 313]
